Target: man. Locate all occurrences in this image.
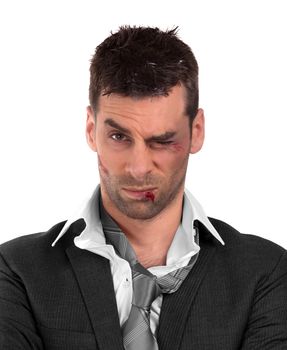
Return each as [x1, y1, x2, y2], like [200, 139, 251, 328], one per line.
[0, 26, 286, 350]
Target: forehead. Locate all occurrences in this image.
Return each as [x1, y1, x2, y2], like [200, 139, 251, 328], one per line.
[96, 85, 188, 134]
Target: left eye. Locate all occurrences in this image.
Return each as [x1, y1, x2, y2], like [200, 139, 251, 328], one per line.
[155, 141, 173, 145]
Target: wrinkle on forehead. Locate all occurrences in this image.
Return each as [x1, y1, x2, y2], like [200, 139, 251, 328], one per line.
[97, 85, 189, 137]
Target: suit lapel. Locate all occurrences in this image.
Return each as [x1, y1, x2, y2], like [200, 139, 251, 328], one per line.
[157, 223, 218, 350]
[66, 245, 124, 350]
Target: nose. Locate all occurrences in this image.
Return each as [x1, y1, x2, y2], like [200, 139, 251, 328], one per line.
[125, 143, 154, 180]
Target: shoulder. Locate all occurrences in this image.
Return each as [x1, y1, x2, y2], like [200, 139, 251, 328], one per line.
[0, 221, 68, 271]
[209, 218, 287, 276]
[208, 217, 286, 276]
[0, 221, 66, 253]
[209, 217, 285, 252]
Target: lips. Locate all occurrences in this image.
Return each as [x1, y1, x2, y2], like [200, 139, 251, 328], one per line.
[123, 187, 156, 192]
[122, 188, 157, 200]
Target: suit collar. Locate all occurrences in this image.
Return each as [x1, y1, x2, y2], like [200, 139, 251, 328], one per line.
[65, 244, 124, 350]
[157, 221, 219, 350]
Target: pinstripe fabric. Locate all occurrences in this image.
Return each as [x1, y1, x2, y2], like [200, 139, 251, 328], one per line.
[99, 200, 199, 349]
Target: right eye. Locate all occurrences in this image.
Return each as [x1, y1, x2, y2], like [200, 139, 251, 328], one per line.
[110, 133, 129, 142]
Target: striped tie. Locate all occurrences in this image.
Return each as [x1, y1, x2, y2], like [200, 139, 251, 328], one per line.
[99, 199, 199, 350]
[123, 264, 161, 349]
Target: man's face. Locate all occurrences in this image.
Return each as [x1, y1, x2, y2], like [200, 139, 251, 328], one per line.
[86, 85, 204, 220]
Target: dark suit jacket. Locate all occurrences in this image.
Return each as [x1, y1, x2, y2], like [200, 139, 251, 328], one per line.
[0, 218, 287, 349]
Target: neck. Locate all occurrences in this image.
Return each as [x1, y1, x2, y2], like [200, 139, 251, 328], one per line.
[101, 188, 184, 268]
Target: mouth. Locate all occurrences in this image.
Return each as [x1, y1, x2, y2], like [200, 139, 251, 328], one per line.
[122, 188, 157, 201]
[123, 187, 157, 192]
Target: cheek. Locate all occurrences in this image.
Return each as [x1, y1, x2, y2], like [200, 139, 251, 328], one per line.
[171, 141, 191, 166]
[170, 142, 185, 152]
[155, 143, 189, 173]
[98, 151, 126, 176]
[98, 155, 110, 175]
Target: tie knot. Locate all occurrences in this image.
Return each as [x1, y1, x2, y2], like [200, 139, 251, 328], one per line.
[132, 269, 161, 308]
[157, 265, 193, 294]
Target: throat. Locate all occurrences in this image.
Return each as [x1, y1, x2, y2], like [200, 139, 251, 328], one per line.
[131, 242, 169, 268]
[136, 253, 167, 269]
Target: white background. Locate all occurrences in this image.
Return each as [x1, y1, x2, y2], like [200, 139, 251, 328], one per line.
[0, 0, 286, 247]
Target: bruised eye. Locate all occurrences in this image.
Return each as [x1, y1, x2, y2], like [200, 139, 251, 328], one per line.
[151, 140, 174, 148]
[149, 140, 174, 150]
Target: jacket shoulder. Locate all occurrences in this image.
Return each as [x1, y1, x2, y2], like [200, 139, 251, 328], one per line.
[0, 221, 66, 251]
[0, 221, 67, 268]
[208, 217, 286, 271]
[210, 217, 285, 250]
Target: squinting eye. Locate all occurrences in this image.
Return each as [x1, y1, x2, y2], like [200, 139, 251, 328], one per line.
[155, 141, 173, 145]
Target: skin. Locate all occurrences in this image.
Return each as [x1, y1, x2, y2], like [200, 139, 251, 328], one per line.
[86, 84, 205, 268]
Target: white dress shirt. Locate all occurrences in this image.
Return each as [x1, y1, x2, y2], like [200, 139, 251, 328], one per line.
[52, 185, 224, 336]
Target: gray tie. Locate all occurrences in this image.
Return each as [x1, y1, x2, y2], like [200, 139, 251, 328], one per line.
[99, 199, 199, 350]
[123, 264, 161, 349]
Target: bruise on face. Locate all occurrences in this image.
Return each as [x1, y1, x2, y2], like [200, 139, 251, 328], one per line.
[98, 155, 109, 175]
[170, 142, 185, 152]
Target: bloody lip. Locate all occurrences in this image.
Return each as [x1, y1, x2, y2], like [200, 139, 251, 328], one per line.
[144, 191, 155, 201]
[123, 188, 156, 201]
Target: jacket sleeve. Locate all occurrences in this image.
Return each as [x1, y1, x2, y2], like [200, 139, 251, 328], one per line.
[240, 250, 287, 349]
[0, 251, 44, 350]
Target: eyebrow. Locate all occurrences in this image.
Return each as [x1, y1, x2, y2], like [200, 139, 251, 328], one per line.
[104, 118, 177, 142]
[145, 131, 177, 142]
[104, 118, 131, 135]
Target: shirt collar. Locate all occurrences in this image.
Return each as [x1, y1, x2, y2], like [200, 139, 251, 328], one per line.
[183, 188, 225, 245]
[52, 184, 225, 247]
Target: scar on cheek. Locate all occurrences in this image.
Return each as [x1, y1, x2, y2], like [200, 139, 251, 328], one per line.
[145, 191, 155, 202]
[98, 156, 109, 174]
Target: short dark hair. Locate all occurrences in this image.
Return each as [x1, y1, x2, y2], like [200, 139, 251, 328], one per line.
[89, 25, 199, 127]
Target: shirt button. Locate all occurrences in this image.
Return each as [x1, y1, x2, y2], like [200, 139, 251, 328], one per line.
[123, 277, 130, 288]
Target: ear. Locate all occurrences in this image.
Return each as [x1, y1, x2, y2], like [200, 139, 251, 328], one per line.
[86, 106, 97, 152]
[190, 108, 205, 154]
